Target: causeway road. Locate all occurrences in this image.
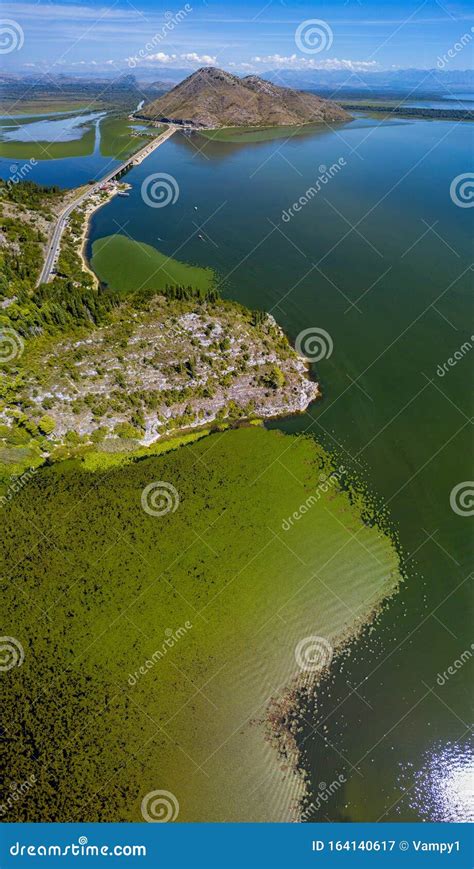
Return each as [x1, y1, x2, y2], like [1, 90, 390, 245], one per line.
[38, 124, 176, 286]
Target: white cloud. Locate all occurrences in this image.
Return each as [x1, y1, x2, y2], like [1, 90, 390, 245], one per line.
[250, 55, 380, 72]
[140, 51, 216, 66]
[143, 52, 177, 64]
[180, 53, 216, 65]
[229, 62, 254, 70]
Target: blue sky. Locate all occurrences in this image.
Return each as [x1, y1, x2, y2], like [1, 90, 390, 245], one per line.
[3, 0, 474, 74]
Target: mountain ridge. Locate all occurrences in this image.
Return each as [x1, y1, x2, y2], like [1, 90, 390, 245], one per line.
[138, 66, 351, 128]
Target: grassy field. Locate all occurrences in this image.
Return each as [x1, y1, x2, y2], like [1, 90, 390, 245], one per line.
[1, 426, 401, 822]
[0, 113, 78, 128]
[198, 123, 335, 143]
[0, 101, 105, 116]
[99, 115, 159, 159]
[0, 124, 96, 160]
[336, 99, 401, 108]
[91, 234, 216, 295]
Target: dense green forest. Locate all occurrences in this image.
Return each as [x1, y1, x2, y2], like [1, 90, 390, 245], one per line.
[0, 179, 116, 324]
[0, 178, 62, 209]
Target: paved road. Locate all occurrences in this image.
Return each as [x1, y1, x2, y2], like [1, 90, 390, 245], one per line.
[38, 125, 176, 286]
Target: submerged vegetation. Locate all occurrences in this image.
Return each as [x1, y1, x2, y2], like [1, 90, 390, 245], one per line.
[0, 179, 401, 826]
[198, 124, 331, 143]
[99, 114, 160, 159]
[91, 234, 216, 295]
[0, 426, 401, 822]
[0, 73, 470, 829]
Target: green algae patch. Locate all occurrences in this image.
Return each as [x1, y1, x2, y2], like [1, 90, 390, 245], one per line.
[0, 102, 98, 116]
[198, 123, 334, 144]
[1, 427, 401, 822]
[91, 234, 216, 295]
[99, 115, 161, 160]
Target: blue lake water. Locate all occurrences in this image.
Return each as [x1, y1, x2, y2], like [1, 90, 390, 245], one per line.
[405, 95, 474, 109]
[88, 114, 474, 821]
[0, 151, 121, 187]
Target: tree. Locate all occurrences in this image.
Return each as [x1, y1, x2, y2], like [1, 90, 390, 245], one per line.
[263, 365, 285, 390]
[38, 415, 56, 435]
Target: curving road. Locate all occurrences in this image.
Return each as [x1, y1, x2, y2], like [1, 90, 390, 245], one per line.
[38, 125, 176, 286]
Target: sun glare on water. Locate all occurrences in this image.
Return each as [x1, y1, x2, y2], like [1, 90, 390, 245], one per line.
[400, 742, 474, 822]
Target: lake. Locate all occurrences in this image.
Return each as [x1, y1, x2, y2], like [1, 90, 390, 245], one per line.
[0, 111, 105, 143]
[2, 109, 472, 821]
[88, 114, 473, 822]
[0, 110, 121, 185]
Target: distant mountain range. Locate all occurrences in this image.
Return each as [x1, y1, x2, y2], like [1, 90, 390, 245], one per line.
[1, 67, 472, 109]
[0, 72, 169, 108]
[138, 66, 350, 128]
[262, 67, 474, 96]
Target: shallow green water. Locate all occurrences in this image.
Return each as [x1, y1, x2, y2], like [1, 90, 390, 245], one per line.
[1, 428, 401, 821]
[89, 114, 473, 821]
